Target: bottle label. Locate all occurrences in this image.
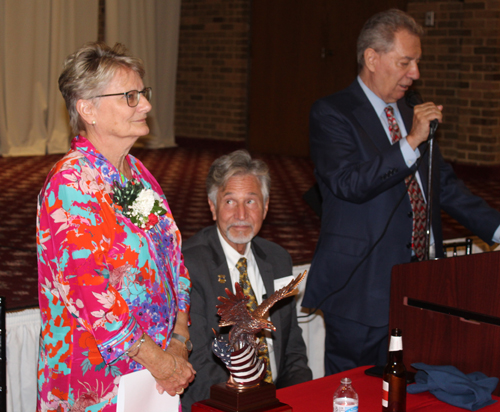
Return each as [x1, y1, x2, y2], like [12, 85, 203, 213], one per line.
[389, 336, 403, 352]
[333, 405, 358, 412]
[382, 380, 389, 408]
[333, 398, 358, 412]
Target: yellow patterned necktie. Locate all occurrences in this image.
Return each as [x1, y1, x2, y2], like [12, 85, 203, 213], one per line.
[236, 257, 273, 383]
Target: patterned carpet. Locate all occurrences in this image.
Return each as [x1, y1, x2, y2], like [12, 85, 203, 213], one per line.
[0, 142, 498, 310]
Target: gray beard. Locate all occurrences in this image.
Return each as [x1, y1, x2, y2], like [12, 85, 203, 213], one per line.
[226, 226, 254, 245]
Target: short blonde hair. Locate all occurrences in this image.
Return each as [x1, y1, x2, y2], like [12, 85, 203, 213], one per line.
[58, 42, 145, 134]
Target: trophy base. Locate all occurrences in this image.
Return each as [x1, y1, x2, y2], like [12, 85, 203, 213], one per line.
[192, 382, 292, 412]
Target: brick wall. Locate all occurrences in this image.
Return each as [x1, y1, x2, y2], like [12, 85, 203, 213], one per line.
[175, 0, 500, 165]
[175, 0, 251, 142]
[408, 0, 500, 165]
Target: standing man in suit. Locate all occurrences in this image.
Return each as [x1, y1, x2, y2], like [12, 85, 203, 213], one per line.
[302, 8, 500, 375]
[181, 150, 312, 411]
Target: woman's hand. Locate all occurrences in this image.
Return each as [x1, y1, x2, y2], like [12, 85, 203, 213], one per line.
[127, 333, 196, 396]
[154, 351, 196, 396]
[166, 335, 190, 361]
[169, 312, 191, 361]
[155, 311, 194, 393]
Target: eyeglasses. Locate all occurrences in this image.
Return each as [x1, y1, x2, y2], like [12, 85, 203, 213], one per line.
[91, 87, 152, 107]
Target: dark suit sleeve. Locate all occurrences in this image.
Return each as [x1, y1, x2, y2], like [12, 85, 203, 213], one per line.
[310, 98, 412, 204]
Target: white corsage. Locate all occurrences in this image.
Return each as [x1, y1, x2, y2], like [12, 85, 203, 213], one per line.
[112, 179, 167, 230]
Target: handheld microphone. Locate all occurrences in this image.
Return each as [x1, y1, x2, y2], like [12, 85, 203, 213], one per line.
[405, 90, 438, 135]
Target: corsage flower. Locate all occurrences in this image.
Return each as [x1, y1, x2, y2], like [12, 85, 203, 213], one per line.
[112, 179, 167, 230]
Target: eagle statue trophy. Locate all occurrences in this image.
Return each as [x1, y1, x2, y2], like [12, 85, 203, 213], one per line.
[212, 270, 307, 388]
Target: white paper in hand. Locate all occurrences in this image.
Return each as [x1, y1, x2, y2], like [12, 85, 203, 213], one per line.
[117, 369, 179, 412]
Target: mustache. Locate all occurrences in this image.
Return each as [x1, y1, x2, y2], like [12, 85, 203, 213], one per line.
[227, 221, 253, 229]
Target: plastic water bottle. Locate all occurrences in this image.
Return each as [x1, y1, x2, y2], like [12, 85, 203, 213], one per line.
[333, 377, 359, 412]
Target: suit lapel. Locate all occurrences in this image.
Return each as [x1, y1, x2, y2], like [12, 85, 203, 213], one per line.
[207, 226, 232, 309]
[349, 82, 432, 199]
[349, 81, 393, 152]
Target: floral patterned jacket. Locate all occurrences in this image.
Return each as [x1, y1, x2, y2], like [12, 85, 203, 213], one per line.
[36, 136, 190, 412]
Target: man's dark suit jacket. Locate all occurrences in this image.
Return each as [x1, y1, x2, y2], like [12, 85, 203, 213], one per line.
[181, 225, 312, 411]
[302, 80, 500, 327]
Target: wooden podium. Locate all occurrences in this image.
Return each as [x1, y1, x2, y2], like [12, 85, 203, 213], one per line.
[389, 251, 500, 396]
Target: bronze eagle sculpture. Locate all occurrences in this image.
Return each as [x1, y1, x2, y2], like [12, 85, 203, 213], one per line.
[212, 270, 307, 387]
[216, 270, 307, 349]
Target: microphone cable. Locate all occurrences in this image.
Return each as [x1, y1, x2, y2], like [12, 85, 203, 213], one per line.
[298, 142, 430, 319]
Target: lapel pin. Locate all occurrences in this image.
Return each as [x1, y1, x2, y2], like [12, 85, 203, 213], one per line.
[218, 274, 226, 284]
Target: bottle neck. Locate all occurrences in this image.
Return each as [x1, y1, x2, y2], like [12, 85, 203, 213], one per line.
[388, 335, 403, 363]
[388, 349, 403, 363]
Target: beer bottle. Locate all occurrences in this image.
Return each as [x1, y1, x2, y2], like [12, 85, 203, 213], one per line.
[382, 328, 406, 412]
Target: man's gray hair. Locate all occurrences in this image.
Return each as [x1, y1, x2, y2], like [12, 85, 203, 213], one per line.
[357, 9, 423, 71]
[206, 150, 270, 205]
[58, 42, 146, 134]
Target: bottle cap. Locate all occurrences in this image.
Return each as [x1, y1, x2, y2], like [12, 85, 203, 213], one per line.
[389, 328, 403, 351]
[340, 377, 352, 385]
[391, 328, 402, 336]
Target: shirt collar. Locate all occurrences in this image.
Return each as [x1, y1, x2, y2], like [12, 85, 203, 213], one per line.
[357, 76, 398, 117]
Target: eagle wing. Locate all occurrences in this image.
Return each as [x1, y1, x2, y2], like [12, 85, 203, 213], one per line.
[216, 283, 253, 327]
[253, 270, 307, 319]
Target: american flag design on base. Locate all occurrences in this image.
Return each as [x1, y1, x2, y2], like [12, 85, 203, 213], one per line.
[212, 337, 267, 386]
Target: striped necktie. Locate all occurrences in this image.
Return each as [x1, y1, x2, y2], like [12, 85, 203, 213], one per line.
[236, 257, 273, 383]
[385, 106, 427, 261]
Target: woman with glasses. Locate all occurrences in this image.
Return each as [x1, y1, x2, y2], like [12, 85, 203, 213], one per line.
[36, 42, 195, 412]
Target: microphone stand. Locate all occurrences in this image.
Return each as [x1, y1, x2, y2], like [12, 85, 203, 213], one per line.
[424, 122, 438, 261]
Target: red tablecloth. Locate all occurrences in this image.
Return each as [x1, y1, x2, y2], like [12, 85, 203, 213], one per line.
[276, 366, 500, 411]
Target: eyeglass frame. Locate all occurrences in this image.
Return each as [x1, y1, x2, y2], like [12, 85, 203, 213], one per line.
[90, 87, 152, 107]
